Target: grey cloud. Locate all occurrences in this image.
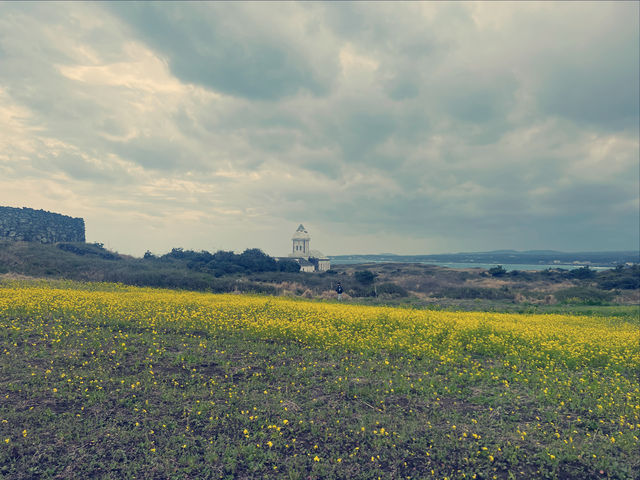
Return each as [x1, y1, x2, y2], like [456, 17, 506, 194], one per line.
[496, 2, 639, 131]
[531, 6, 640, 132]
[108, 3, 338, 100]
[387, 80, 421, 101]
[435, 71, 518, 125]
[538, 183, 636, 216]
[537, 52, 639, 131]
[43, 153, 125, 184]
[0, 2, 637, 255]
[321, 2, 457, 57]
[331, 109, 397, 162]
[110, 139, 194, 172]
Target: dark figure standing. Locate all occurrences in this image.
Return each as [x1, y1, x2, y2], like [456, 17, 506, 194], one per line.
[335, 282, 343, 301]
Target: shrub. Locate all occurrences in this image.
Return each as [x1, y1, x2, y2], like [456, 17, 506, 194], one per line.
[237, 248, 278, 272]
[57, 242, 120, 260]
[597, 265, 640, 290]
[278, 259, 301, 273]
[355, 270, 377, 285]
[488, 265, 507, 277]
[553, 287, 615, 305]
[347, 285, 377, 297]
[434, 287, 515, 300]
[568, 266, 596, 279]
[376, 283, 409, 297]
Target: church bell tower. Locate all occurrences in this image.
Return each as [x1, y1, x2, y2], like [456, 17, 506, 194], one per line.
[292, 224, 310, 257]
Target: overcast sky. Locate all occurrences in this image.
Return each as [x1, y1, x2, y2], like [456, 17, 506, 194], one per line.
[1, 2, 638, 256]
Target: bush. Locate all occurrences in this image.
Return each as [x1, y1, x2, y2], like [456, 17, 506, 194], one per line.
[354, 270, 377, 285]
[347, 285, 377, 298]
[57, 242, 120, 260]
[599, 277, 639, 290]
[237, 248, 278, 272]
[376, 283, 409, 298]
[434, 287, 515, 300]
[568, 266, 596, 279]
[159, 248, 281, 275]
[278, 259, 301, 273]
[488, 265, 507, 277]
[553, 287, 615, 305]
[597, 265, 640, 290]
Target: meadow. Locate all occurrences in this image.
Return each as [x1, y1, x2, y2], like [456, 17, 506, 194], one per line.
[1, 279, 638, 479]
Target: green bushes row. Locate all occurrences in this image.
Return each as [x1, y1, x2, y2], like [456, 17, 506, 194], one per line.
[434, 286, 515, 300]
[553, 287, 615, 305]
[57, 242, 120, 260]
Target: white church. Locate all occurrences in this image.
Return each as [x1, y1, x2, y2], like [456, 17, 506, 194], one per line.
[286, 224, 330, 272]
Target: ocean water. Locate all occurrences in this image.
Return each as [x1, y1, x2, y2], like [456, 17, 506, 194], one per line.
[422, 262, 610, 272]
[329, 259, 610, 271]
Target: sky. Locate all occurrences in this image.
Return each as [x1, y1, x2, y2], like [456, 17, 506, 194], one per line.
[0, 2, 638, 257]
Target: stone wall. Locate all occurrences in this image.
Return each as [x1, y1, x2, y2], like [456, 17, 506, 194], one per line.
[0, 206, 85, 243]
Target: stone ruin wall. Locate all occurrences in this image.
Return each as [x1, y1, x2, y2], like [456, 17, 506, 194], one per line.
[0, 206, 85, 243]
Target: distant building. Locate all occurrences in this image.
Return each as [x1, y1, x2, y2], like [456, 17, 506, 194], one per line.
[285, 224, 330, 272]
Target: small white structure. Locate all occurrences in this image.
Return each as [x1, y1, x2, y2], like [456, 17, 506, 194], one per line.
[287, 224, 330, 272]
[291, 224, 311, 256]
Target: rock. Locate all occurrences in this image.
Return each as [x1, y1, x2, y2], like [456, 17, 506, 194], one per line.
[0, 206, 85, 243]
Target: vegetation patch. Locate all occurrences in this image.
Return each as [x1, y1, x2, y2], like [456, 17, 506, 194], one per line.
[57, 242, 120, 260]
[0, 242, 638, 308]
[434, 286, 515, 300]
[1, 279, 638, 479]
[554, 287, 616, 305]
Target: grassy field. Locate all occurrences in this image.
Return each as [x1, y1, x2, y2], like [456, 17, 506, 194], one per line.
[1, 279, 638, 479]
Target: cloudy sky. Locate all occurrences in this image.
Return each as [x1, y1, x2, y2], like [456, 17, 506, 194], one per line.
[1, 2, 638, 256]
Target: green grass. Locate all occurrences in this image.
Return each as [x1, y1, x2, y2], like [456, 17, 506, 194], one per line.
[349, 296, 639, 324]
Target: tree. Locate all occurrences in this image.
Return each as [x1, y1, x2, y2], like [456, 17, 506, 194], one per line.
[568, 266, 595, 280]
[238, 248, 278, 273]
[354, 270, 377, 285]
[488, 265, 507, 277]
[278, 259, 301, 272]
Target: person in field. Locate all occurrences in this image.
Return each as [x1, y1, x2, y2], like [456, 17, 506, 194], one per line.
[335, 282, 343, 301]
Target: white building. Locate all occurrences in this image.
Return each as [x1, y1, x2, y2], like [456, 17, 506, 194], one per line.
[287, 224, 330, 272]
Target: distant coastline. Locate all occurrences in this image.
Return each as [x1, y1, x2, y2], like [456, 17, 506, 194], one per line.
[329, 250, 639, 270]
[329, 260, 612, 272]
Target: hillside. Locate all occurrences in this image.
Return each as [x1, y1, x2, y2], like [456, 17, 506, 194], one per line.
[0, 240, 638, 309]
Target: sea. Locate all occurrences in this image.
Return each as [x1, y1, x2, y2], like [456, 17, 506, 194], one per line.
[328, 259, 611, 272]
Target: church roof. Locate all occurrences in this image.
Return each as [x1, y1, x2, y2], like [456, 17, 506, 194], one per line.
[292, 224, 310, 240]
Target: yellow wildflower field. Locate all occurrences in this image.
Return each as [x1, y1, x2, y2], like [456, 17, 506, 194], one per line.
[1, 281, 638, 479]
